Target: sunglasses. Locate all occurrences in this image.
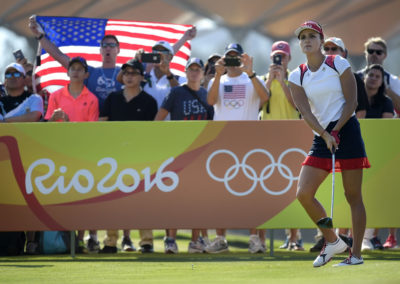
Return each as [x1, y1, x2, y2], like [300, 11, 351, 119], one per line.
[324, 46, 338, 52]
[367, 49, 384, 56]
[123, 71, 141, 76]
[101, 42, 118, 48]
[26, 70, 33, 76]
[5, 72, 23, 79]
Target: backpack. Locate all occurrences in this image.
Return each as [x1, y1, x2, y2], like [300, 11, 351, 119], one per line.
[39, 231, 73, 254]
[299, 55, 339, 86]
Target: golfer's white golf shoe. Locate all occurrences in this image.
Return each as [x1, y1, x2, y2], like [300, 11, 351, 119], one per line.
[313, 237, 348, 267]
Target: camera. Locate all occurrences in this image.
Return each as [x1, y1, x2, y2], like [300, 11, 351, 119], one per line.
[206, 62, 216, 75]
[224, 56, 241, 67]
[209, 64, 216, 75]
[141, 53, 161, 64]
[273, 54, 282, 65]
[13, 49, 25, 61]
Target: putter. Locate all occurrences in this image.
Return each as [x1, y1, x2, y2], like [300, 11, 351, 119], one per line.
[316, 148, 335, 229]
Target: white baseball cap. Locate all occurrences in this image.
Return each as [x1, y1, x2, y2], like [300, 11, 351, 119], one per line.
[152, 40, 174, 55]
[324, 37, 346, 51]
[5, 63, 26, 76]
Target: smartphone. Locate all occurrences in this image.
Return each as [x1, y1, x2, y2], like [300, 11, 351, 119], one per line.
[13, 49, 25, 61]
[209, 64, 216, 75]
[273, 54, 282, 65]
[224, 56, 241, 67]
[141, 53, 161, 64]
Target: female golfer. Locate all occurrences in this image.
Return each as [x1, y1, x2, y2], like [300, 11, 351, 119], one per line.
[288, 21, 370, 267]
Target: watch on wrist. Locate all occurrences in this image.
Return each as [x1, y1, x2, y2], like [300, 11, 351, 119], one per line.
[248, 72, 256, 79]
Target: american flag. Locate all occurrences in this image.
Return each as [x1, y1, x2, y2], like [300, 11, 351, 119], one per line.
[34, 16, 192, 92]
[223, 85, 246, 99]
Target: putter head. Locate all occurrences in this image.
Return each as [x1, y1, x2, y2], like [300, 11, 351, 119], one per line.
[316, 217, 333, 229]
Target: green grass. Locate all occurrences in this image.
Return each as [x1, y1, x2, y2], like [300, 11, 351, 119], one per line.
[1, 230, 399, 283]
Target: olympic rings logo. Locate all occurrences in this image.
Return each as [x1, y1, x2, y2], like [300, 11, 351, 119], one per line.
[206, 148, 307, 196]
[223, 99, 244, 109]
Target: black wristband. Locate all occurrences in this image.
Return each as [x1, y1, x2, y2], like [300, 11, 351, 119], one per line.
[36, 33, 44, 40]
[167, 74, 174, 80]
[248, 72, 256, 79]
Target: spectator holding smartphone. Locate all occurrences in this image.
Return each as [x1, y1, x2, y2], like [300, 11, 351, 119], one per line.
[202, 54, 221, 89]
[13, 50, 34, 94]
[259, 41, 299, 120]
[138, 41, 187, 111]
[206, 43, 269, 253]
[207, 43, 269, 120]
[258, 41, 303, 251]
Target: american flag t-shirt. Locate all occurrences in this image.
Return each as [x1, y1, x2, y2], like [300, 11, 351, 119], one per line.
[223, 84, 246, 109]
[34, 16, 192, 92]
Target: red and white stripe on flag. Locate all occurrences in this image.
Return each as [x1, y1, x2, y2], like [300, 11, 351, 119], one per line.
[34, 16, 192, 92]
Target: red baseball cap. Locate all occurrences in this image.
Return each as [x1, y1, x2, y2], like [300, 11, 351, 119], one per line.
[295, 20, 324, 39]
[271, 41, 290, 56]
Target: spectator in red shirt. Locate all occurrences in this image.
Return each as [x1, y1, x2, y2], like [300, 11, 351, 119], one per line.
[45, 57, 99, 122]
[44, 56, 98, 253]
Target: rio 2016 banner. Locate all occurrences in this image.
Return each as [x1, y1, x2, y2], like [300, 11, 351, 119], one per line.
[0, 120, 399, 231]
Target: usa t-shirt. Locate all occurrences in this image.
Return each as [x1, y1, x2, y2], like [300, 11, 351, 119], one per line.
[161, 85, 211, 120]
[208, 72, 263, 121]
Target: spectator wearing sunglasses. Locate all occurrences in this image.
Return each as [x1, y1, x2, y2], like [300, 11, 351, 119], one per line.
[356, 37, 400, 114]
[29, 16, 195, 252]
[323, 37, 368, 119]
[0, 63, 43, 256]
[15, 57, 34, 93]
[355, 37, 399, 252]
[137, 40, 188, 113]
[98, 59, 158, 254]
[29, 16, 195, 112]
[0, 63, 43, 123]
[30, 15, 121, 109]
